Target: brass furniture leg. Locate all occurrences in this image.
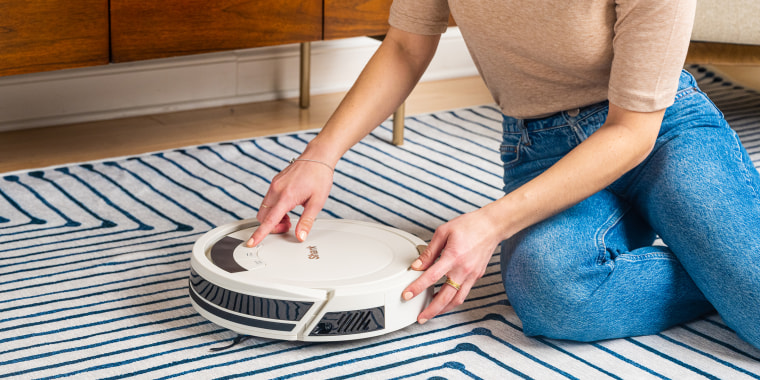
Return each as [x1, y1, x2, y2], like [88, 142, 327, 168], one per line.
[392, 102, 405, 146]
[301, 38, 406, 145]
[300, 42, 311, 109]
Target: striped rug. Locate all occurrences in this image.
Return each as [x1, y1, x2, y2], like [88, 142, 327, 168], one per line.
[2, 67, 760, 379]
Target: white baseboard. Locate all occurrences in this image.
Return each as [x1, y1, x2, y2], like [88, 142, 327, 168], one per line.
[0, 27, 477, 132]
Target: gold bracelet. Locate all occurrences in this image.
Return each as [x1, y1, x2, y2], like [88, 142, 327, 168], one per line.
[290, 157, 334, 173]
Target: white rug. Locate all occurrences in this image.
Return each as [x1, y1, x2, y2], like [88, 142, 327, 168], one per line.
[1, 67, 760, 379]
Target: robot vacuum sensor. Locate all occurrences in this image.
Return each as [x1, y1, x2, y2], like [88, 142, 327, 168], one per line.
[189, 218, 433, 341]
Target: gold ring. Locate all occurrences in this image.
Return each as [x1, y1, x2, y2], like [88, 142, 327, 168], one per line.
[444, 276, 461, 291]
[260, 204, 270, 209]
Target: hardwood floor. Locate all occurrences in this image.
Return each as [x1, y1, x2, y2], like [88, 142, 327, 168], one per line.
[0, 76, 491, 173]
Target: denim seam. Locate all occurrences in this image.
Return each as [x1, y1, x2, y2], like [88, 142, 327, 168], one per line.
[615, 252, 676, 262]
[731, 132, 760, 201]
[673, 86, 696, 101]
[593, 202, 630, 267]
[696, 88, 726, 121]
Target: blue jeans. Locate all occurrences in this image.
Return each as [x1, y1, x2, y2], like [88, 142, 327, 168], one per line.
[499, 70, 760, 349]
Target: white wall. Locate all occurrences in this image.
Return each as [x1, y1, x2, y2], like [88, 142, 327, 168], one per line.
[0, 27, 476, 132]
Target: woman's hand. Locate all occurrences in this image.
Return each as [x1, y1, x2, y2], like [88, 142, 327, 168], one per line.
[402, 207, 505, 324]
[246, 159, 334, 247]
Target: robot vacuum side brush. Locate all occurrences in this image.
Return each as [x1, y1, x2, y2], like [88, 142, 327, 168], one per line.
[189, 218, 433, 341]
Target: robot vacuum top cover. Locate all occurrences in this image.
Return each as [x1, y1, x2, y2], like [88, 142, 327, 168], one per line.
[189, 218, 432, 341]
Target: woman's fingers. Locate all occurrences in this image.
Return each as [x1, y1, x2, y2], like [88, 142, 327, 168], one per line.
[439, 277, 473, 315]
[408, 264, 475, 323]
[403, 250, 475, 324]
[411, 231, 446, 271]
[294, 196, 328, 242]
[416, 280, 459, 323]
[271, 214, 292, 234]
[403, 241, 453, 301]
[247, 160, 333, 247]
[247, 205, 290, 246]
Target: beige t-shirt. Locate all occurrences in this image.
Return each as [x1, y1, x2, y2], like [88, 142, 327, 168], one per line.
[389, 0, 696, 118]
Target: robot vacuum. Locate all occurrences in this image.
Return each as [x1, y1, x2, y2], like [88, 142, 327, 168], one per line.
[188, 218, 433, 341]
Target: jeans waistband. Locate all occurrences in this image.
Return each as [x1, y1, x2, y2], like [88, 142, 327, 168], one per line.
[501, 101, 609, 133]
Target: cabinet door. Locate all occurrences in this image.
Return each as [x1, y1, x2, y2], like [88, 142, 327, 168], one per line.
[324, 0, 393, 40]
[0, 0, 109, 77]
[111, 0, 322, 63]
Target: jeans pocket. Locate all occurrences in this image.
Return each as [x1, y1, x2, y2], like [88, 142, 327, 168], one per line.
[500, 132, 522, 168]
[500, 144, 519, 165]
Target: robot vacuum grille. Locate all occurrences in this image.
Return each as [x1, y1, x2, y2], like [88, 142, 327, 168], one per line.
[310, 307, 385, 336]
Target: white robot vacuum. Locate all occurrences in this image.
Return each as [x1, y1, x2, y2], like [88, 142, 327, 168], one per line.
[189, 218, 433, 341]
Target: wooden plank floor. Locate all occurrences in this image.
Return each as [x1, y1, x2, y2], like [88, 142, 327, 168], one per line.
[0, 76, 491, 173]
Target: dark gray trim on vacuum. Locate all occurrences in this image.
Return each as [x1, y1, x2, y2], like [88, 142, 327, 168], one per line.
[209, 236, 248, 273]
[189, 269, 314, 321]
[309, 306, 385, 336]
[189, 283, 296, 332]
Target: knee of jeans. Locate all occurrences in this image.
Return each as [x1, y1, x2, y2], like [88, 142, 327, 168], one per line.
[500, 232, 594, 302]
[500, 238, 610, 341]
[501, 272, 607, 340]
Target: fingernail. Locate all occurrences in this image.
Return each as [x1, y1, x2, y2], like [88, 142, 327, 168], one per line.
[298, 231, 307, 241]
[411, 259, 422, 270]
[419, 318, 428, 325]
[246, 238, 255, 247]
[402, 291, 413, 301]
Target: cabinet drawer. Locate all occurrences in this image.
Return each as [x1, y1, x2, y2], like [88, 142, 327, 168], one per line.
[0, 0, 109, 76]
[111, 0, 322, 62]
[324, 0, 392, 40]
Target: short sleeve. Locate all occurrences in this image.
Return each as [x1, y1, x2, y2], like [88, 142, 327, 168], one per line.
[389, 0, 450, 36]
[608, 0, 696, 112]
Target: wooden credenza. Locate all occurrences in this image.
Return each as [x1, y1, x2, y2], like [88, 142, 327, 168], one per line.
[0, 0, 393, 76]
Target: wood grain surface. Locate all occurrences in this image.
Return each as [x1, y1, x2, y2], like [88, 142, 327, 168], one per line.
[0, 0, 109, 76]
[324, 0, 393, 40]
[111, 0, 322, 62]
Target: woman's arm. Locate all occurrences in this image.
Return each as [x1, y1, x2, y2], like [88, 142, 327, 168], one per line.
[403, 103, 666, 323]
[247, 27, 441, 247]
[494, 104, 664, 238]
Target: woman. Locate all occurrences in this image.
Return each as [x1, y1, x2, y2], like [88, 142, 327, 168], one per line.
[247, 0, 760, 348]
